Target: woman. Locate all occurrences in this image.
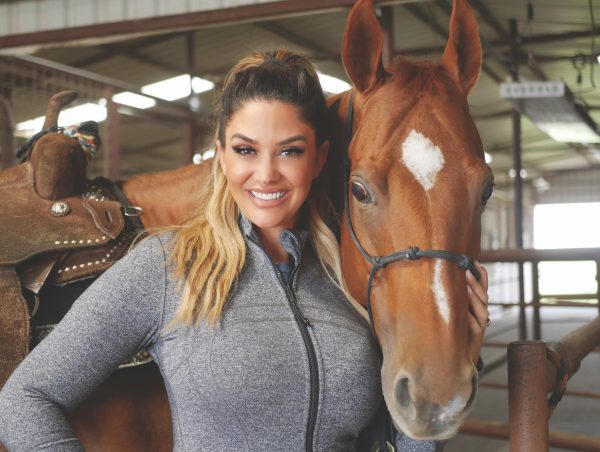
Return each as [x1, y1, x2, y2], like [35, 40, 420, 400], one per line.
[0, 50, 489, 451]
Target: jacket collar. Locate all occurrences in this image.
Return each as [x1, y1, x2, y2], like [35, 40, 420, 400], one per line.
[238, 214, 309, 266]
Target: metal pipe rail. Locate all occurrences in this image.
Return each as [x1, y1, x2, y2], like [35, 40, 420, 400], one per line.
[481, 247, 600, 262]
[480, 247, 600, 340]
[461, 420, 600, 451]
[508, 316, 600, 451]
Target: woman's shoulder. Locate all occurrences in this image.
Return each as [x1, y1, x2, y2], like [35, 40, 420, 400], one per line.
[132, 231, 176, 257]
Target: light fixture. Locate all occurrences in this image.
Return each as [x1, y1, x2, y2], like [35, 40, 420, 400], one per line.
[202, 148, 215, 160]
[508, 168, 528, 178]
[112, 91, 156, 109]
[317, 72, 351, 94]
[533, 177, 550, 192]
[500, 81, 600, 143]
[142, 74, 215, 101]
[192, 152, 203, 165]
[15, 102, 107, 138]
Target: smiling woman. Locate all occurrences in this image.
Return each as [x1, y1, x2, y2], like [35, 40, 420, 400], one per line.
[217, 100, 328, 263]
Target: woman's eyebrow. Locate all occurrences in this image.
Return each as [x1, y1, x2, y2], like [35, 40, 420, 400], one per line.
[230, 133, 256, 143]
[278, 135, 306, 145]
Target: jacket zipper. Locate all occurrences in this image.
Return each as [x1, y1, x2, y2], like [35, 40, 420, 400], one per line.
[247, 237, 319, 452]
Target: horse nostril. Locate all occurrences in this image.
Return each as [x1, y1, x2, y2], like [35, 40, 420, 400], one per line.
[395, 376, 411, 409]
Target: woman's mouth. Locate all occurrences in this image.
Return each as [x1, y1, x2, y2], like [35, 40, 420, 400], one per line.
[250, 190, 288, 201]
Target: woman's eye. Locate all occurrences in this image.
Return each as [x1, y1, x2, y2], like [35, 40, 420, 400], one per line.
[232, 146, 255, 155]
[481, 184, 494, 205]
[351, 181, 372, 204]
[280, 147, 304, 156]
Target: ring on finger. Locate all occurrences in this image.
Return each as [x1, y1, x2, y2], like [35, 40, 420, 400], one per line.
[480, 318, 491, 329]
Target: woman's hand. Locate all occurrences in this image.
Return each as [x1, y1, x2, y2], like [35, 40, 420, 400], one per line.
[466, 262, 489, 366]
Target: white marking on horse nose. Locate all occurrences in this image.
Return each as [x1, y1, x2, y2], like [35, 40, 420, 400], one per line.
[438, 395, 467, 424]
[433, 259, 450, 325]
[401, 129, 445, 191]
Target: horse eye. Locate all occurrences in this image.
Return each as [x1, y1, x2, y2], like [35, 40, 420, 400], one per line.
[351, 181, 372, 203]
[481, 184, 494, 205]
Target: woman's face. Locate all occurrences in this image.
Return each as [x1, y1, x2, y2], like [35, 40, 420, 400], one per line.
[217, 100, 328, 232]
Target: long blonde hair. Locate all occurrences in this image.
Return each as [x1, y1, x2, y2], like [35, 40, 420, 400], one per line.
[167, 50, 351, 327]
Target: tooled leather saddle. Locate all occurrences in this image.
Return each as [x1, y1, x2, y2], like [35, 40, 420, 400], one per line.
[0, 124, 146, 389]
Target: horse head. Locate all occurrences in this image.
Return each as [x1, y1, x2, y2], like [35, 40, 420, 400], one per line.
[338, 0, 493, 439]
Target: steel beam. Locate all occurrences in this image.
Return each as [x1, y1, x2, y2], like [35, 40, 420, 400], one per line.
[103, 89, 121, 181]
[0, 0, 412, 50]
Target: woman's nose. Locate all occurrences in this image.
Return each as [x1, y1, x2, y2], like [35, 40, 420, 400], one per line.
[255, 156, 280, 184]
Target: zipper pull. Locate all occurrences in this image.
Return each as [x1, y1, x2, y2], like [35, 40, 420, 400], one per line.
[304, 318, 311, 327]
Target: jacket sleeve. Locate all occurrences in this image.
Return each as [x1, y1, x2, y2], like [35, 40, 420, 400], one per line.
[0, 235, 168, 451]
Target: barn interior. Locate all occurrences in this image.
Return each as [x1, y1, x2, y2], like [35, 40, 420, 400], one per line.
[1, 0, 599, 450]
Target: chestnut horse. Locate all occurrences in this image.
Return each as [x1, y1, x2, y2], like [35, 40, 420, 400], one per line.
[1, 0, 490, 448]
[332, 0, 491, 439]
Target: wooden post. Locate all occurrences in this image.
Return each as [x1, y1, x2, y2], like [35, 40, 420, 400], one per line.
[508, 341, 550, 452]
[103, 88, 121, 180]
[0, 91, 15, 169]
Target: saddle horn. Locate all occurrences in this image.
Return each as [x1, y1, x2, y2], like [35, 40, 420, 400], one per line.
[31, 91, 88, 200]
[42, 90, 78, 130]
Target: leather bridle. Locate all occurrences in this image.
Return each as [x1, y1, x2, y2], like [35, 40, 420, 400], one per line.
[342, 92, 481, 340]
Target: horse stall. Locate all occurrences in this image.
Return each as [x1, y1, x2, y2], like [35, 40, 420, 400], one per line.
[2, 1, 600, 451]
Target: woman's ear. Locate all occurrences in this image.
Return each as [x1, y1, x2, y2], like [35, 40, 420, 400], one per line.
[216, 140, 226, 173]
[314, 140, 330, 179]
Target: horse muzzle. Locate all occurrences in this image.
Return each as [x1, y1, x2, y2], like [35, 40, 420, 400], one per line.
[385, 368, 479, 440]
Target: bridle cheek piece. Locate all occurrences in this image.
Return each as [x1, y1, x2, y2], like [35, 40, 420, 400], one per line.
[342, 93, 481, 340]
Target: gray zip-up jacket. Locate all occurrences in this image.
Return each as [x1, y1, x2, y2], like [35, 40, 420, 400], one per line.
[0, 216, 440, 451]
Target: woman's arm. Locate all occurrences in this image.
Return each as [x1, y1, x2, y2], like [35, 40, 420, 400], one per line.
[0, 235, 167, 451]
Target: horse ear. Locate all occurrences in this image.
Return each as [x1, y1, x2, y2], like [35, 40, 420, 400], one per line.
[342, 0, 387, 93]
[441, 0, 482, 96]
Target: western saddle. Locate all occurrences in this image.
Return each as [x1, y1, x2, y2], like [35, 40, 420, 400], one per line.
[0, 92, 144, 389]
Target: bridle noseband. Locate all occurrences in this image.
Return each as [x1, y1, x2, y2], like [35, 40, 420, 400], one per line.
[342, 92, 481, 339]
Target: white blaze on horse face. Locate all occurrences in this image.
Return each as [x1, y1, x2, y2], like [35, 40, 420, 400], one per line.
[433, 260, 450, 325]
[401, 129, 445, 191]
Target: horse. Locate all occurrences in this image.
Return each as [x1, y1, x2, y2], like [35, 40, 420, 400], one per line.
[329, 0, 491, 439]
[0, 0, 490, 447]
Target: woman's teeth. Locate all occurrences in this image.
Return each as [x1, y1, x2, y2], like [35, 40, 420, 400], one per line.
[251, 191, 286, 200]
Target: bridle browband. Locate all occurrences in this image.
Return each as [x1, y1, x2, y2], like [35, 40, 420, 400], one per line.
[342, 92, 481, 341]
